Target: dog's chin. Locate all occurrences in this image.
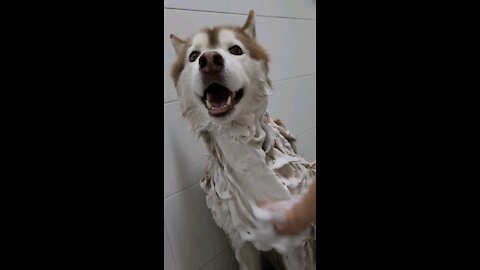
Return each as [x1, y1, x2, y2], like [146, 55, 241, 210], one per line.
[200, 83, 244, 118]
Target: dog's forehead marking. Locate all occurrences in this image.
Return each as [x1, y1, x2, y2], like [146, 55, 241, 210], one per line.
[218, 29, 241, 47]
[192, 32, 209, 49]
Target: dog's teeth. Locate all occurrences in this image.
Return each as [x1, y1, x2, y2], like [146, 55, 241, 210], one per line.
[206, 100, 212, 109]
[227, 96, 232, 106]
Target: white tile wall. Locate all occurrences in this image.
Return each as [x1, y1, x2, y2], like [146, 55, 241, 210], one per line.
[199, 247, 239, 270]
[164, 0, 229, 13]
[164, 184, 229, 270]
[256, 16, 316, 82]
[164, 101, 208, 198]
[314, 74, 317, 125]
[296, 128, 317, 162]
[165, 223, 177, 270]
[226, 0, 316, 19]
[164, 1, 315, 269]
[268, 75, 316, 136]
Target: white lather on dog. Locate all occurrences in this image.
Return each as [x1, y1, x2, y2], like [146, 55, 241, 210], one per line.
[169, 10, 316, 270]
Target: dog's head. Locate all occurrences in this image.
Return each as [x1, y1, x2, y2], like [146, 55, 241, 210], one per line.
[170, 10, 271, 132]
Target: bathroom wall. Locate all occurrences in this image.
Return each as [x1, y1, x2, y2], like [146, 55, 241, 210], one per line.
[164, 1, 316, 269]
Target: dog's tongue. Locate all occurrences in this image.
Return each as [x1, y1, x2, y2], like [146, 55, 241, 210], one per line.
[207, 90, 230, 106]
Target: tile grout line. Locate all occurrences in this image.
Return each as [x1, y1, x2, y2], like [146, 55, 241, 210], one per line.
[272, 73, 316, 84]
[198, 246, 231, 270]
[164, 100, 179, 105]
[224, 0, 230, 15]
[164, 222, 179, 270]
[163, 7, 316, 21]
[164, 181, 231, 269]
[164, 182, 199, 201]
[295, 126, 316, 137]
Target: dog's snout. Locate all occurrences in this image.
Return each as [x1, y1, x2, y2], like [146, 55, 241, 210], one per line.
[199, 51, 224, 75]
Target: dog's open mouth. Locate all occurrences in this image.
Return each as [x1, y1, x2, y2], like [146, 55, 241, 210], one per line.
[202, 83, 243, 117]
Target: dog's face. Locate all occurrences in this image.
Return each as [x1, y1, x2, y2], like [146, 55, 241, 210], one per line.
[170, 10, 271, 130]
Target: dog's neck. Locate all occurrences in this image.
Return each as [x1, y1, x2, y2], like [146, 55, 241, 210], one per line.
[199, 102, 304, 204]
[198, 79, 273, 159]
[185, 80, 307, 202]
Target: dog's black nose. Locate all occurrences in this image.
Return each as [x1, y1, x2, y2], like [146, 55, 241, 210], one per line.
[199, 51, 224, 75]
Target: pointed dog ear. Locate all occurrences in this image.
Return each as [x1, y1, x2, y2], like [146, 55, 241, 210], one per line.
[241, 10, 256, 39]
[170, 34, 187, 55]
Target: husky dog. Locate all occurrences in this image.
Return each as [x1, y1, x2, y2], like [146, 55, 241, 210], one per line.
[169, 10, 316, 270]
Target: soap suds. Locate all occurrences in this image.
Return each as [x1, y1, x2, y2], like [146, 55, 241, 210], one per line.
[199, 112, 316, 264]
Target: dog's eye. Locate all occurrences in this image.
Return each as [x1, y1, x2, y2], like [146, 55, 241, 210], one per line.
[189, 51, 200, 62]
[229, 45, 243, 55]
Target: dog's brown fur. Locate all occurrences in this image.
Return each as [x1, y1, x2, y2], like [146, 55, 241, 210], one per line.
[170, 11, 271, 88]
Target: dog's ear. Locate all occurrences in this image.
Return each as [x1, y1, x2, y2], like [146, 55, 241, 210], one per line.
[170, 34, 187, 55]
[241, 10, 256, 39]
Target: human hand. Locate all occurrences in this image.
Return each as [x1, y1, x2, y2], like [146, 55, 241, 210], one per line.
[262, 179, 316, 235]
[261, 196, 310, 235]
[272, 205, 311, 235]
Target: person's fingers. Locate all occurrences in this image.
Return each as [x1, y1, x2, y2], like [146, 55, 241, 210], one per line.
[273, 216, 303, 235]
[273, 221, 283, 233]
[273, 221, 290, 235]
[274, 221, 300, 235]
[273, 209, 310, 235]
[274, 225, 285, 234]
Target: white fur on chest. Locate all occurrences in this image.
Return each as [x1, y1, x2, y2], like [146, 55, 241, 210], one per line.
[199, 114, 315, 262]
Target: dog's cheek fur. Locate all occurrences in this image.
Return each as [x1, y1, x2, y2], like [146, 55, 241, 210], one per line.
[222, 59, 269, 124]
[222, 52, 250, 93]
[190, 62, 206, 98]
[242, 58, 271, 99]
[175, 66, 209, 130]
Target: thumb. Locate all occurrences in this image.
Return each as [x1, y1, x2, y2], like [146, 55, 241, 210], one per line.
[273, 221, 286, 234]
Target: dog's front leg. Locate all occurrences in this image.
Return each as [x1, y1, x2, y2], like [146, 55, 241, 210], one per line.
[234, 242, 262, 270]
